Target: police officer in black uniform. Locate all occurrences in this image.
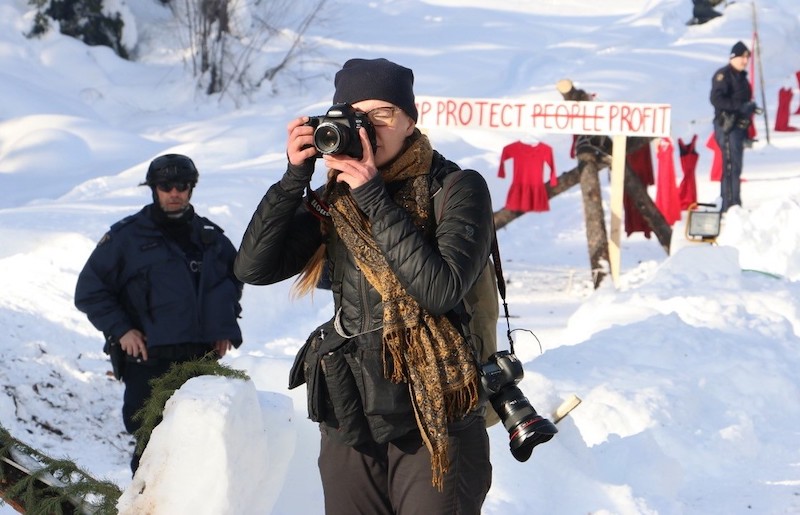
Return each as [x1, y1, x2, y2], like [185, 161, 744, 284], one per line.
[75, 154, 243, 473]
[710, 40, 759, 212]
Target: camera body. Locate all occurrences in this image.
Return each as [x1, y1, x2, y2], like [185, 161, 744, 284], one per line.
[480, 350, 524, 395]
[479, 351, 558, 462]
[306, 103, 378, 159]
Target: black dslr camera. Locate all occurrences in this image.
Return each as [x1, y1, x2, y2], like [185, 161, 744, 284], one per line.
[480, 350, 558, 462]
[306, 103, 378, 159]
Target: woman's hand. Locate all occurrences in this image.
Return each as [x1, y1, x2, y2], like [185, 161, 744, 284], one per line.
[287, 117, 319, 167]
[322, 128, 378, 189]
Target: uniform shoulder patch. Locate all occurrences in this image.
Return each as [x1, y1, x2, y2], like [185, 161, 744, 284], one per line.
[199, 216, 223, 233]
[101, 214, 137, 246]
[715, 72, 725, 82]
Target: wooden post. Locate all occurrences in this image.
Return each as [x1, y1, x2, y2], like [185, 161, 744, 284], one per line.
[608, 135, 627, 286]
[578, 157, 609, 288]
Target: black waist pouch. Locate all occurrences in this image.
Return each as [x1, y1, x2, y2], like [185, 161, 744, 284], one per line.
[289, 319, 369, 445]
[289, 319, 340, 420]
[347, 335, 412, 416]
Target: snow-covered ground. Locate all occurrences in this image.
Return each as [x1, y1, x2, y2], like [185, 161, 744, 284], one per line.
[1, 0, 799, 513]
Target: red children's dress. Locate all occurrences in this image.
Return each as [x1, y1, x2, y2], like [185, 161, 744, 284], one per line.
[497, 141, 557, 212]
[655, 137, 681, 225]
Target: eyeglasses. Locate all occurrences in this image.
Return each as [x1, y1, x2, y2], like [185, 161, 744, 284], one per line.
[156, 181, 191, 193]
[365, 106, 399, 127]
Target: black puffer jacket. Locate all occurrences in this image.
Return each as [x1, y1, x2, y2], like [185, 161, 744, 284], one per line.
[234, 150, 494, 338]
[235, 148, 493, 443]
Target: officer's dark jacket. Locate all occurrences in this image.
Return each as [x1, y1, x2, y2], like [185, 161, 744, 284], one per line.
[234, 149, 494, 443]
[75, 205, 243, 347]
[710, 63, 752, 119]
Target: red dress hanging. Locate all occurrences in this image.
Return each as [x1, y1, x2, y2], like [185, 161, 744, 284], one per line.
[497, 141, 557, 212]
[774, 87, 798, 132]
[655, 138, 681, 225]
[624, 142, 654, 238]
[706, 132, 722, 182]
[627, 142, 654, 186]
[795, 71, 800, 115]
[677, 135, 698, 210]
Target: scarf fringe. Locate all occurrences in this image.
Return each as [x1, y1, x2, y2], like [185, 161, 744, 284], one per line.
[385, 323, 481, 490]
[418, 379, 480, 492]
[383, 329, 410, 384]
[446, 380, 480, 420]
[431, 448, 447, 492]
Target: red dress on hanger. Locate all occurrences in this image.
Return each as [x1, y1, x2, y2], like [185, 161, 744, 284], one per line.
[624, 142, 654, 237]
[677, 135, 698, 210]
[497, 140, 557, 212]
[774, 87, 798, 131]
[706, 132, 722, 182]
[795, 71, 800, 115]
[655, 138, 681, 225]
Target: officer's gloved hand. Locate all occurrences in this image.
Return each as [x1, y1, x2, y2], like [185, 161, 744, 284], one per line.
[736, 117, 752, 130]
[739, 102, 759, 117]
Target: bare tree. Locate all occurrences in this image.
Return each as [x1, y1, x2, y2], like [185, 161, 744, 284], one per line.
[171, 0, 328, 100]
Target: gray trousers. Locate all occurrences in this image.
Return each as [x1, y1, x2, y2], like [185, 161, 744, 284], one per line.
[318, 415, 492, 515]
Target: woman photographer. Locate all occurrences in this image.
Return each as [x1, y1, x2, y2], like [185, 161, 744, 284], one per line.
[235, 57, 494, 514]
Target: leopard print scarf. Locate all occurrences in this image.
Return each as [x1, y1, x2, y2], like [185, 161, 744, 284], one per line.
[327, 131, 480, 490]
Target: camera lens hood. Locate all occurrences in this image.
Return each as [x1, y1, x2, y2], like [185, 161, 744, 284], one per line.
[509, 415, 558, 462]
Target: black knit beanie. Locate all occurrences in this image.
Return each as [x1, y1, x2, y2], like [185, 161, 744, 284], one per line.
[730, 41, 750, 58]
[332, 58, 418, 122]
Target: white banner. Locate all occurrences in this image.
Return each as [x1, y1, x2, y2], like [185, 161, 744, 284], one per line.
[415, 96, 671, 137]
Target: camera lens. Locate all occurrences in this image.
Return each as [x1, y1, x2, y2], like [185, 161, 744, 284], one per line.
[490, 386, 558, 462]
[314, 122, 350, 155]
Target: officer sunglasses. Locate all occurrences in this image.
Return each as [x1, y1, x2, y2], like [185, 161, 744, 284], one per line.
[156, 181, 191, 193]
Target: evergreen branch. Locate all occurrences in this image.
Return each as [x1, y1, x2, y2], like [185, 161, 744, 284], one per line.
[0, 425, 121, 514]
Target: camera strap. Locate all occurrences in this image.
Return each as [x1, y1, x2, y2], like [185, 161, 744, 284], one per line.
[488, 229, 516, 355]
[434, 169, 514, 355]
[305, 186, 331, 221]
